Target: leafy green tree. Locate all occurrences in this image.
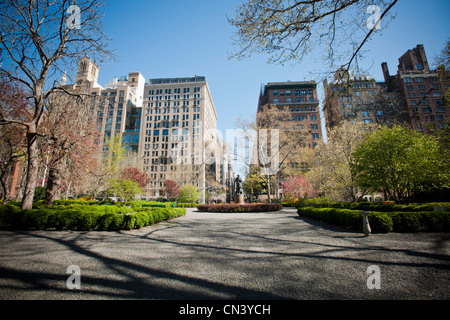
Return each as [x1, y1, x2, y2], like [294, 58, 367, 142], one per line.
[243, 173, 266, 198]
[108, 179, 142, 205]
[178, 184, 199, 203]
[352, 125, 449, 204]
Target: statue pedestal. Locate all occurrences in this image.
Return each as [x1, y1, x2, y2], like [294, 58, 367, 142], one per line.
[360, 211, 372, 236]
[235, 195, 245, 205]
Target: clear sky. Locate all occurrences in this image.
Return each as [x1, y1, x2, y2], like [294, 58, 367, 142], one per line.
[96, 0, 449, 136]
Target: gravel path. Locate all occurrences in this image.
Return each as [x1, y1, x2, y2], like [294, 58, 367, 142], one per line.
[0, 208, 449, 300]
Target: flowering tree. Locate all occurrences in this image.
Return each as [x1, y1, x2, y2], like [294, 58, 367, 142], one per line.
[40, 91, 101, 204]
[281, 174, 316, 202]
[120, 167, 151, 189]
[163, 180, 180, 201]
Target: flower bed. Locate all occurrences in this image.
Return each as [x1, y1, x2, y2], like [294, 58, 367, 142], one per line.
[197, 203, 283, 213]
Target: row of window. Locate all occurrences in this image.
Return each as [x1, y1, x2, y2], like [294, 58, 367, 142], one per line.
[273, 89, 314, 96]
[148, 93, 201, 101]
[409, 99, 444, 106]
[411, 107, 447, 115]
[405, 84, 440, 91]
[147, 106, 200, 114]
[273, 97, 315, 103]
[289, 106, 317, 112]
[148, 87, 201, 95]
[403, 76, 438, 83]
[146, 114, 200, 122]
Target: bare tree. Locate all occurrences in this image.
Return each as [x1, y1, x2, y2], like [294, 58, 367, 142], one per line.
[38, 90, 101, 204]
[234, 106, 308, 202]
[229, 0, 398, 77]
[0, 0, 113, 209]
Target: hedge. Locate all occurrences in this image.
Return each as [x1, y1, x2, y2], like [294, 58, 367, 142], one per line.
[197, 203, 283, 213]
[297, 207, 450, 233]
[294, 198, 450, 212]
[176, 203, 198, 208]
[0, 204, 186, 231]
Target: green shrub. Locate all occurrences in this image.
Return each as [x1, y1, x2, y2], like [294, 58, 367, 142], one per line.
[297, 206, 450, 233]
[0, 202, 186, 231]
[368, 213, 394, 233]
[176, 203, 198, 208]
[197, 203, 283, 213]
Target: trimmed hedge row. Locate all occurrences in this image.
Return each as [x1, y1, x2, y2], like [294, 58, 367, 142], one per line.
[293, 198, 450, 212]
[0, 204, 186, 231]
[197, 203, 283, 213]
[297, 207, 450, 233]
[176, 203, 199, 208]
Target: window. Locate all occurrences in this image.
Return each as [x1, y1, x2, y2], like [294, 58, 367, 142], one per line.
[418, 85, 426, 91]
[404, 77, 412, 83]
[409, 100, 417, 106]
[273, 90, 278, 96]
[422, 108, 432, 114]
[421, 99, 430, 105]
[415, 77, 423, 83]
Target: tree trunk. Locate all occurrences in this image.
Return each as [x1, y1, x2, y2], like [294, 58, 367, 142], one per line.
[267, 176, 272, 203]
[45, 164, 62, 205]
[21, 131, 39, 210]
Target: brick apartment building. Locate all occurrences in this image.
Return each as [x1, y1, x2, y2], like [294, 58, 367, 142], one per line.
[258, 81, 323, 148]
[323, 44, 448, 134]
[382, 44, 449, 133]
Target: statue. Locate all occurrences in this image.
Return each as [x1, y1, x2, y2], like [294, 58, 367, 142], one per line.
[234, 175, 243, 196]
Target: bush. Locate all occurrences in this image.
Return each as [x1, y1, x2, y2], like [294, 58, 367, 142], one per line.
[297, 206, 450, 233]
[0, 203, 187, 231]
[176, 203, 198, 208]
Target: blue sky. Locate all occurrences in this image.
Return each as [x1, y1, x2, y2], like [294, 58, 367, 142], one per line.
[96, 0, 450, 138]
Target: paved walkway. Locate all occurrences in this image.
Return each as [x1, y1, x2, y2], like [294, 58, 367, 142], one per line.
[0, 208, 449, 300]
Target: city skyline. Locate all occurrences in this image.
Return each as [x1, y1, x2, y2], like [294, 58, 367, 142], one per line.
[92, 0, 449, 140]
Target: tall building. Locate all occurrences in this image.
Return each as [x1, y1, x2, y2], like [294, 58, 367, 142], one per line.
[141, 76, 220, 200]
[383, 44, 449, 133]
[72, 55, 146, 153]
[323, 71, 406, 131]
[258, 81, 323, 148]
